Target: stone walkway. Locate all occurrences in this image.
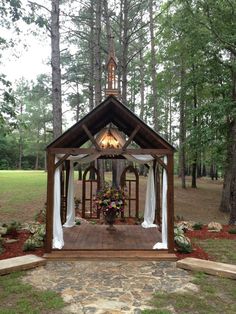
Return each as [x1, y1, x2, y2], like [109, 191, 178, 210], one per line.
[22, 261, 197, 314]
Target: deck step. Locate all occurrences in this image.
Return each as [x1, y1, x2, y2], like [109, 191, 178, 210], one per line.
[44, 250, 177, 261]
[0, 255, 46, 275]
[177, 257, 236, 280]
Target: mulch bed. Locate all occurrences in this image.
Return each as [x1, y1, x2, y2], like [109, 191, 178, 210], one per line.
[0, 230, 44, 260]
[176, 225, 236, 260]
[1, 224, 235, 261]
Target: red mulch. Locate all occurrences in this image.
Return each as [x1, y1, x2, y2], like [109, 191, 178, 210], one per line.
[1, 225, 235, 261]
[176, 225, 236, 260]
[0, 230, 45, 260]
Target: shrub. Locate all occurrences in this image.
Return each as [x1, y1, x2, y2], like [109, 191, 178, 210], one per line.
[23, 238, 37, 251]
[192, 222, 203, 230]
[228, 228, 236, 234]
[6, 221, 21, 238]
[23, 223, 46, 251]
[174, 226, 193, 253]
[0, 236, 4, 254]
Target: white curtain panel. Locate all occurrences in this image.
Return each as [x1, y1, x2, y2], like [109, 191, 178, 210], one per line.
[153, 156, 168, 249]
[52, 158, 64, 249]
[141, 165, 157, 228]
[63, 160, 76, 228]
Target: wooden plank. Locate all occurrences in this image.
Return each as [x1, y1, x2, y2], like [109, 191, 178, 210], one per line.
[167, 154, 175, 253]
[62, 225, 162, 250]
[177, 258, 236, 280]
[48, 148, 171, 155]
[82, 124, 101, 151]
[0, 255, 46, 275]
[122, 125, 140, 150]
[55, 153, 70, 169]
[44, 251, 177, 261]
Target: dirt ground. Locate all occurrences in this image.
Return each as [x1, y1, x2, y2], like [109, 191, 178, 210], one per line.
[0, 175, 228, 224]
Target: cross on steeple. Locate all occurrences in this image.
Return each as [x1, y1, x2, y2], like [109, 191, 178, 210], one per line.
[105, 35, 119, 97]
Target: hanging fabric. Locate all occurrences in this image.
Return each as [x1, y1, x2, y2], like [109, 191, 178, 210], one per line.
[153, 156, 168, 249]
[63, 160, 76, 228]
[141, 164, 157, 228]
[52, 157, 64, 249]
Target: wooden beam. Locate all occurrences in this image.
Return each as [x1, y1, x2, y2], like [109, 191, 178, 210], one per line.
[55, 153, 71, 169]
[167, 154, 175, 253]
[45, 152, 55, 253]
[82, 124, 101, 151]
[48, 148, 171, 155]
[122, 125, 140, 150]
[151, 154, 167, 170]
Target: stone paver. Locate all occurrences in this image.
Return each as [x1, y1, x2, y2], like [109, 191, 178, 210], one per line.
[22, 261, 196, 313]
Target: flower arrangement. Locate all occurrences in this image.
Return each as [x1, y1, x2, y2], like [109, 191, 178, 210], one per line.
[95, 184, 126, 217]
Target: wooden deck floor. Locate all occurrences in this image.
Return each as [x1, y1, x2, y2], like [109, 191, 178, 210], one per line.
[63, 224, 162, 250]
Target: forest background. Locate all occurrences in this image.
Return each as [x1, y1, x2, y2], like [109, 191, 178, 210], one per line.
[0, 0, 236, 223]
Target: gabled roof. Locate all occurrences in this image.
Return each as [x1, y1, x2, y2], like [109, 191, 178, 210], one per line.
[47, 95, 175, 151]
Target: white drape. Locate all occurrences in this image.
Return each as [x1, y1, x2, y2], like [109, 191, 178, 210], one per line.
[63, 160, 76, 228]
[141, 165, 157, 228]
[153, 156, 168, 249]
[52, 158, 64, 249]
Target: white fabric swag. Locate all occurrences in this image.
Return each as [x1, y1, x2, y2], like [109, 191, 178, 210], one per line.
[153, 156, 168, 249]
[63, 160, 76, 228]
[52, 158, 64, 249]
[141, 165, 157, 228]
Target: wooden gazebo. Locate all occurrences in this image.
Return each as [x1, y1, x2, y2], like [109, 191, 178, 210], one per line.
[45, 95, 176, 260]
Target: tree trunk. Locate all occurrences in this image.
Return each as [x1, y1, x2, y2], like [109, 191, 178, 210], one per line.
[220, 60, 236, 224]
[121, 0, 128, 105]
[149, 0, 159, 131]
[179, 58, 186, 188]
[139, 50, 145, 121]
[94, 0, 102, 106]
[94, 0, 104, 186]
[191, 64, 198, 188]
[88, 0, 94, 111]
[51, 0, 62, 139]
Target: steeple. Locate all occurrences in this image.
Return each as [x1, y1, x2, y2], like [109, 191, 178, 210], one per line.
[105, 35, 119, 97]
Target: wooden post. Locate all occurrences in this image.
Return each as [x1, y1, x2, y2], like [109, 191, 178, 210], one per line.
[167, 154, 175, 253]
[45, 152, 55, 253]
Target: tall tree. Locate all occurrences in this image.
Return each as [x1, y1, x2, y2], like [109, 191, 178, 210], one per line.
[51, 0, 62, 139]
[149, 0, 159, 131]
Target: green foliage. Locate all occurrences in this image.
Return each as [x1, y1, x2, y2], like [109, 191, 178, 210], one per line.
[23, 223, 46, 251]
[5, 221, 21, 237]
[192, 222, 204, 230]
[228, 228, 236, 234]
[174, 226, 193, 253]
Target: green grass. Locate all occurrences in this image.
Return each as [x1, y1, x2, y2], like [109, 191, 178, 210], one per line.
[142, 239, 236, 314]
[0, 271, 65, 313]
[194, 238, 236, 264]
[0, 170, 46, 216]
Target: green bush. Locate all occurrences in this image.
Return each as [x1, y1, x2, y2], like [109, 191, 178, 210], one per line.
[174, 226, 193, 253]
[228, 228, 236, 234]
[192, 222, 204, 230]
[23, 239, 37, 251]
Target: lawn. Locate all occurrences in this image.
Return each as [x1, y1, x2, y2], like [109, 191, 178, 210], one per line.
[0, 171, 46, 222]
[0, 170, 228, 224]
[0, 271, 65, 314]
[142, 239, 236, 314]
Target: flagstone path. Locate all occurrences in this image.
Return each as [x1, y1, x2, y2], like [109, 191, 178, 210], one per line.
[23, 261, 197, 314]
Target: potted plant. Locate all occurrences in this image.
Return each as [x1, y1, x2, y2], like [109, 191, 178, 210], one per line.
[95, 185, 126, 231]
